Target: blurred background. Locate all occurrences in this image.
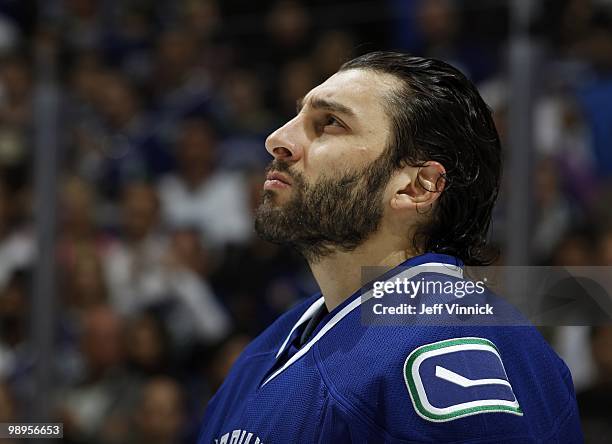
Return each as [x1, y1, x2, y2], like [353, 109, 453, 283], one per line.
[0, 0, 611, 443]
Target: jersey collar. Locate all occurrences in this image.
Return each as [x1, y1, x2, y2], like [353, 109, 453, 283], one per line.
[262, 253, 464, 387]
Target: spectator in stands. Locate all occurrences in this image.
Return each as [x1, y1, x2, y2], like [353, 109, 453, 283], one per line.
[573, 9, 612, 178]
[152, 28, 211, 118]
[221, 69, 274, 135]
[311, 30, 355, 81]
[56, 305, 136, 444]
[158, 118, 252, 250]
[56, 176, 109, 270]
[124, 312, 171, 378]
[105, 181, 231, 346]
[162, 228, 232, 347]
[264, 0, 312, 66]
[131, 377, 187, 444]
[0, 180, 32, 291]
[216, 69, 276, 170]
[64, 247, 108, 313]
[533, 157, 579, 262]
[55, 245, 109, 389]
[95, 72, 173, 197]
[104, 181, 169, 316]
[65, 54, 109, 176]
[550, 227, 599, 390]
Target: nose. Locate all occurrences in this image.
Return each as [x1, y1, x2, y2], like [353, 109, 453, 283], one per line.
[265, 116, 303, 162]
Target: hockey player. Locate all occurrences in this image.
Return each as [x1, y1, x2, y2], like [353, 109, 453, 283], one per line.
[198, 52, 582, 443]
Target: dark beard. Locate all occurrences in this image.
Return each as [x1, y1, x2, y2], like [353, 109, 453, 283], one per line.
[254, 152, 394, 263]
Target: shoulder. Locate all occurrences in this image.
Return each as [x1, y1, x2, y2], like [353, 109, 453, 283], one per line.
[315, 321, 581, 442]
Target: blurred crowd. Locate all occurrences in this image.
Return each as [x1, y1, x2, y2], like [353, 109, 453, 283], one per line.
[0, 0, 610, 443]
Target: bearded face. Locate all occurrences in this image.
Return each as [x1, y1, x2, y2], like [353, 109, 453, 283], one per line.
[254, 152, 395, 263]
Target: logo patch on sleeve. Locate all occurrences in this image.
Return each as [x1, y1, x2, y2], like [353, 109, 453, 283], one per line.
[403, 337, 523, 422]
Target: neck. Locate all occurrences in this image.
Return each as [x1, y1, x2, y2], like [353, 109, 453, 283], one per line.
[309, 231, 418, 311]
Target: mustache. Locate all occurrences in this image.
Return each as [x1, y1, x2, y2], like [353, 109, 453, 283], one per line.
[265, 159, 296, 179]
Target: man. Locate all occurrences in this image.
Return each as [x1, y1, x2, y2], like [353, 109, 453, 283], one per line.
[198, 52, 582, 443]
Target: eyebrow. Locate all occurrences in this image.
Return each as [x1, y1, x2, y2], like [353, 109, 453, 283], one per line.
[296, 96, 356, 118]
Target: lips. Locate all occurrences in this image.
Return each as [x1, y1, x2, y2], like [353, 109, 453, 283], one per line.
[266, 171, 292, 186]
[264, 171, 292, 191]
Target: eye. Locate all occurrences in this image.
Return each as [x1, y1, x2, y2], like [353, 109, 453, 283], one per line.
[318, 114, 346, 134]
[324, 115, 342, 127]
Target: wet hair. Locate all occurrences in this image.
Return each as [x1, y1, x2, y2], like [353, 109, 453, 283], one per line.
[340, 51, 502, 265]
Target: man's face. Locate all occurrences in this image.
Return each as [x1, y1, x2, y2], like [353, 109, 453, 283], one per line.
[254, 68, 400, 261]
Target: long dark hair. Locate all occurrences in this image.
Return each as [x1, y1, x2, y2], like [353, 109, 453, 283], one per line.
[340, 51, 502, 265]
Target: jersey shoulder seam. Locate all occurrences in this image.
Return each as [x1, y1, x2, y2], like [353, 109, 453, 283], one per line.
[313, 341, 431, 443]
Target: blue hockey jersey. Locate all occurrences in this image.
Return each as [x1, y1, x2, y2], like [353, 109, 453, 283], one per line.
[198, 253, 583, 443]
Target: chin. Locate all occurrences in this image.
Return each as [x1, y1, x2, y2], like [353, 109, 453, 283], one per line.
[262, 190, 291, 206]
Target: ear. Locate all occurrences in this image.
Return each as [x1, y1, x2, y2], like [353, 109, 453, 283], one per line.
[390, 161, 446, 212]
